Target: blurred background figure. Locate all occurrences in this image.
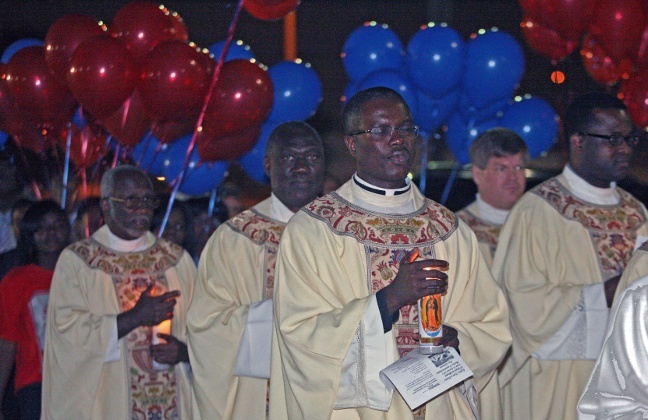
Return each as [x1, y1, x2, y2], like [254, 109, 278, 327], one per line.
[0, 199, 34, 280]
[70, 197, 103, 242]
[0, 152, 26, 279]
[151, 196, 191, 252]
[219, 181, 245, 219]
[184, 197, 225, 264]
[0, 200, 71, 420]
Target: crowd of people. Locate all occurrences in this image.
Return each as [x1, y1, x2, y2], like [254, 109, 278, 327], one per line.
[0, 87, 646, 419]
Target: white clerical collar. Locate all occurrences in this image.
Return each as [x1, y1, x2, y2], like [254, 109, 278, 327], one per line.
[270, 193, 295, 224]
[562, 164, 619, 205]
[349, 173, 416, 213]
[106, 226, 150, 252]
[353, 173, 411, 196]
[475, 194, 510, 225]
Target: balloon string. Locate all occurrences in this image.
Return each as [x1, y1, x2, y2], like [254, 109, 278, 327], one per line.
[418, 133, 429, 194]
[440, 164, 459, 206]
[159, 0, 245, 239]
[61, 124, 72, 210]
[12, 137, 42, 199]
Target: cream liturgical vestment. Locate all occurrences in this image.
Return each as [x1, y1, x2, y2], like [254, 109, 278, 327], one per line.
[270, 177, 511, 420]
[578, 273, 648, 418]
[188, 196, 293, 420]
[42, 225, 196, 419]
[615, 240, 648, 295]
[492, 166, 648, 420]
[457, 194, 510, 420]
[456, 194, 509, 269]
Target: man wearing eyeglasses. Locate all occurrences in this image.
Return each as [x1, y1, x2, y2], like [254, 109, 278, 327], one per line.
[187, 121, 326, 419]
[42, 165, 196, 419]
[270, 87, 510, 419]
[492, 93, 648, 420]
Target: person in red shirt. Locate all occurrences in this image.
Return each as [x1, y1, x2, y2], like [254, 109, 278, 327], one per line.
[0, 200, 70, 420]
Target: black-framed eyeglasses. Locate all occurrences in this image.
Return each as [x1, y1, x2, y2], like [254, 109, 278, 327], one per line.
[577, 132, 641, 148]
[107, 196, 160, 210]
[348, 124, 420, 139]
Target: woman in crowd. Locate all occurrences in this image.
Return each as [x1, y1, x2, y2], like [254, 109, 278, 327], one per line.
[0, 200, 71, 420]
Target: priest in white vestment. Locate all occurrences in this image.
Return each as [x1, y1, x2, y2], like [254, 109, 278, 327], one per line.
[578, 275, 648, 416]
[270, 87, 511, 420]
[492, 93, 648, 420]
[456, 128, 528, 420]
[187, 121, 326, 419]
[42, 165, 196, 419]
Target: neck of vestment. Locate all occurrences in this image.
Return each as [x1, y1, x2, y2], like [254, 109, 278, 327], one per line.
[225, 197, 289, 300]
[563, 164, 619, 205]
[532, 173, 647, 280]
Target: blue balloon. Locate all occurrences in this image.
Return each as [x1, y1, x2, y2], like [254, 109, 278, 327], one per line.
[358, 70, 418, 117]
[342, 81, 360, 104]
[462, 30, 524, 109]
[499, 96, 558, 159]
[238, 120, 281, 184]
[267, 61, 322, 122]
[162, 134, 228, 195]
[342, 23, 405, 83]
[445, 113, 499, 164]
[207, 40, 254, 62]
[0, 131, 7, 150]
[406, 24, 465, 99]
[132, 133, 169, 176]
[459, 93, 509, 125]
[415, 88, 460, 132]
[1, 38, 43, 64]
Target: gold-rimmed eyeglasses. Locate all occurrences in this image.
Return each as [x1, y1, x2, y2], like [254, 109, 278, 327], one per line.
[348, 124, 420, 139]
[107, 196, 160, 210]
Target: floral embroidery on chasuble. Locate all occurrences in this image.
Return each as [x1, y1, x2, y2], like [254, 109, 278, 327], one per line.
[227, 209, 285, 300]
[70, 238, 184, 420]
[533, 178, 647, 279]
[456, 209, 501, 257]
[305, 194, 458, 358]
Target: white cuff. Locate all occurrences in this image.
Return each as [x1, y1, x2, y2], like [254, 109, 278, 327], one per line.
[104, 320, 120, 363]
[233, 298, 273, 379]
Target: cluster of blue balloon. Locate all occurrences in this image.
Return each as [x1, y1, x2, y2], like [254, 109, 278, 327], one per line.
[342, 22, 558, 163]
[127, 39, 323, 194]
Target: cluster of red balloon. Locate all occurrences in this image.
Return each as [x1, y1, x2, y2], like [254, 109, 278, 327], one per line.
[0, 0, 308, 195]
[342, 22, 558, 164]
[520, 0, 647, 128]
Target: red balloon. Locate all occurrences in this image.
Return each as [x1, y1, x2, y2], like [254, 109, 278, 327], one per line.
[67, 35, 138, 121]
[139, 40, 214, 122]
[152, 117, 197, 144]
[519, 0, 592, 43]
[5, 46, 76, 130]
[59, 125, 107, 168]
[110, 1, 183, 61]
[620, 68, 648, 128]
[163, 7, 189, 43]
[243, 0, 300, 21]
[521, 16, 579, 62]
[202, 59, 273, 140]
[590, 0, 646, 63]
[0, 65, 25, 135]
[635, 25, 648, 68]
[581, 34, 634, 86]
[197, 124, 262, 162]
[102, 91, 153, 147]
[44, 14, 106, 79]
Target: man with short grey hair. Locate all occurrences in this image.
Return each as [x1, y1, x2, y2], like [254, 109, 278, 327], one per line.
[42, 165, 196, 419]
